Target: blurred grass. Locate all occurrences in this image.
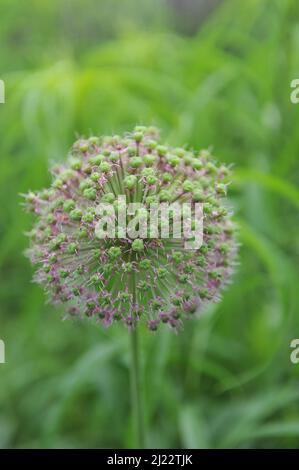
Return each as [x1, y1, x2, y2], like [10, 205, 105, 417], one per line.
[0, 0, 299, 448]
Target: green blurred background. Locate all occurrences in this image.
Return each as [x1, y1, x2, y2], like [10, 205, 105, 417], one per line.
[1, 0, 299, 449]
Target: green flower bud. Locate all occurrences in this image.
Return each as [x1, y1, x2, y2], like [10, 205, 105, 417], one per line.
[206, 162, 217, 173]
[157, 267, 167, 278]
[139, 258, 151, 269]
[66, 243, 77, 254]
[133, 131, 143, 143]
[162, 172, 172, 183]
[200, 244, 209, 254]
[79, 179, 93, 191]
[183, 155, 193, 165]
[75, 265, 84, 275]
[90, 172, 101, 182]
[46, 214, 55, 224]
[102, 192, 115, 203]
[192, 190, 204, 202]
[196, 255, 205, 267]
[141, 167, 155, 177]
[146, 175, 157, 185]
[159, 190, 172, 202]
[203, 204, 213, 215]
[82, 211, 95, 223]
[157, 145, 167, 156]
[175, 148, 185, 158]
[143, 154, 156, 166]
[145, 139, 157, 150]
[137, 280, 147, 290]
[58, 269, 68, 279]
[49, 233, 66, 250]
[168, 155, 180, 167]
[108, 246, 121, 259]
[191, 159, 203, 170]
[53, 178, 63, 189]
[119, 291, 130, 302]
[63, 199, 75, 212]
[134, 125, 147, 133]
[89, 154, 105, 166]
[216, 184, 227, 196]
[219, 243, 230, 254]
[99, 161, 111, 173]
[109, 152, 119, 162]
[124, 175, 137, 189]
[78, 141, 89, 152]
[145, 195, 158, 205]
[182, 180, 194, 192]
[70, 158, 82, 170]
[83, 188, 97, 200]
[130, 157, 143, 169]
[69, 208, 82, 221]
[77, 228, 88, 239]
[89, 136, 100, 145]
[178, 274, 189, 284]
[122, 262, 133, 273]
[173, 251, 184, 263]
[132, 239, 144, 252]
[127, 146, 137, 156]
[199, 288, 209, 299]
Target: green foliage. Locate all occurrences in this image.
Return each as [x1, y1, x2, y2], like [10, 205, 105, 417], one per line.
[1, 0, 299, 448]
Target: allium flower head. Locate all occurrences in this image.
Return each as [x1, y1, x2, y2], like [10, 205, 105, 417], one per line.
[24, 126, 237, 331]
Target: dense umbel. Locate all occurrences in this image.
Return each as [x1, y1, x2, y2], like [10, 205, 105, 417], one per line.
[24, 126, 237, 331]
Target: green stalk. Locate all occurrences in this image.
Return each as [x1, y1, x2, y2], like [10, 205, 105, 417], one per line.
[130, 325, 145, 448]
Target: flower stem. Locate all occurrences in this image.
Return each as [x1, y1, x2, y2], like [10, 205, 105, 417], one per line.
[130, 326, 145, 448]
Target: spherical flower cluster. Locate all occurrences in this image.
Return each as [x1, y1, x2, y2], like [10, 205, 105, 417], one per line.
[24, 126, 237, 331]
